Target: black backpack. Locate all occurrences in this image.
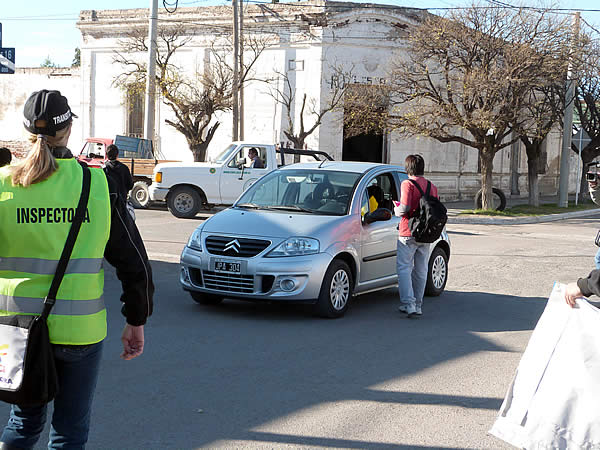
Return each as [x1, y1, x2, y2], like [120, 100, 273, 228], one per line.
[407, 179, 447, 243]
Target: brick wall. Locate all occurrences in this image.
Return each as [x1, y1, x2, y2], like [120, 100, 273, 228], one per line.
[0, 140, 28, 159]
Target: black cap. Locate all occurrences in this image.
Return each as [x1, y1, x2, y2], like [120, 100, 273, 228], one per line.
[23, 90, 78, 137]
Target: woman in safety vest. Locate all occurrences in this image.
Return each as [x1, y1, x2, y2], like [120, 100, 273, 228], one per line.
[0, 90, 154, 449]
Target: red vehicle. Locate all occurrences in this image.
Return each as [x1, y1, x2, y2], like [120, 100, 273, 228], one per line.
[77, 136, 176, 208]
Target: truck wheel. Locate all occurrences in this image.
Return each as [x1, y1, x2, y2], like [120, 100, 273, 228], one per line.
[129, 181, 150, 209]
[168, 186, 201, 218]
[475, 188, 506, 211]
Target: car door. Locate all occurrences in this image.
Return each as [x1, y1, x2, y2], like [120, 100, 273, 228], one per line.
[359, 172, 401, 283]
[220, 146, 268, 203]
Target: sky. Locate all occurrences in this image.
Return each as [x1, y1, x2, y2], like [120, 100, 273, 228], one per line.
[1, 0, 600, 68]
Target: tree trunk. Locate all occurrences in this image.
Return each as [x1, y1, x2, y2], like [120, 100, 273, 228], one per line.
[479, 150, 495, 210]
[191, 142, 210, 162]
[283, 132, 303, 163]
[580, 156, 593, 201]
[187, 122, 220, 162]
[527, 155, 540, 207]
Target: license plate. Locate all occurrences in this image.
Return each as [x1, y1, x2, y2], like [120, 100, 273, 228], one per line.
[214, 260, 241, 274]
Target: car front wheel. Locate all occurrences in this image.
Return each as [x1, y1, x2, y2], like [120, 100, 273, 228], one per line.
[425, 246, 448, 296]
[315, 260, 353, 318]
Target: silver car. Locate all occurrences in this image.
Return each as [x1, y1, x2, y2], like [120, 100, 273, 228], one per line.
[180, 161, 450, 318]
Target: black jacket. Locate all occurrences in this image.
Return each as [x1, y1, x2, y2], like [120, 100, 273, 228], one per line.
[578, 272, 600, 299]
[54, 148, 154, 325]
[104, 159, 134, 199]
[104, 171, 154, 325]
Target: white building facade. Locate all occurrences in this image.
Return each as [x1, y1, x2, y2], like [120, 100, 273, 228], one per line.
[0, 1, 582, 201]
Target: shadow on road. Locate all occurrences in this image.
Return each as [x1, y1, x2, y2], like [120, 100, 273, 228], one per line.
[88, 260, 545, 449]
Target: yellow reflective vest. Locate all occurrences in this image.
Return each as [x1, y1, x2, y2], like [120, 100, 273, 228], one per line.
[0, 159, 111, 344]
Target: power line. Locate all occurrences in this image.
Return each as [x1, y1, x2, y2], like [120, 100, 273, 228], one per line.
[580, 16, 600, 36]
[163, 0, 179, 13]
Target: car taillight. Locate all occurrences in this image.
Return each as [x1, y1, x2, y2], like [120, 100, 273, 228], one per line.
[155, 172, 162, 183]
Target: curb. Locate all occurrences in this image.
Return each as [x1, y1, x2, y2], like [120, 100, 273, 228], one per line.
[447, 208, 600, 225]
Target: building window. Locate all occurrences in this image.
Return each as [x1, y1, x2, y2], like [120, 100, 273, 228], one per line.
[288, 60, 304, 71]
[126, 86, 145, 138]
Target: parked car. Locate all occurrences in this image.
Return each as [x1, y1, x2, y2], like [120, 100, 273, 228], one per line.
[179, 161, 450, 318]
[149, 142, 332, 218]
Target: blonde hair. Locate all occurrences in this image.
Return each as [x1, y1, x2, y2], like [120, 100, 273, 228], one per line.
[11, 122, 71, 187]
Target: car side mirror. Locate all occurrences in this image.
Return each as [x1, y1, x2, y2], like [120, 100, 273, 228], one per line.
[363, 208, 392, 224]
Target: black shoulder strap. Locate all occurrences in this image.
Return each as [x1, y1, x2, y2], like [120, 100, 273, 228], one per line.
[408, 178, 425, 196]
[41, 164, 92, 320]
[425, 180, 431, 196]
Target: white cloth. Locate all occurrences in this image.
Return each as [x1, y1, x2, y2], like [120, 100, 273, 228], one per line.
[489, 283, 600, 449]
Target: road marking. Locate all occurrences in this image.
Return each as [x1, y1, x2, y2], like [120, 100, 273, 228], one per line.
[147, 252, 180, 263]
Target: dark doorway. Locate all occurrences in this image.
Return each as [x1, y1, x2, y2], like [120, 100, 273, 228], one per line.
[342, 131, 383, 162]
[341, 83, 387, 163]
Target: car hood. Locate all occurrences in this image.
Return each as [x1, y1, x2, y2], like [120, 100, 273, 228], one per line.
[202, 208, 347, 239]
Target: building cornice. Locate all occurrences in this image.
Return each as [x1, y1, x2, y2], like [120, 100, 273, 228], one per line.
[77, 1, 427, 39]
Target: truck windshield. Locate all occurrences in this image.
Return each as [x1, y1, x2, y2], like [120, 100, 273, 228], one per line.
[236, 169, 361, 215]
[214, 144, 238, 164]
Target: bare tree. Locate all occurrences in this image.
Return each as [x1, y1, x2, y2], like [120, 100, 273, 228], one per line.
[573, 37, 600, 193]
[517, 84, 566, 206]
[114, 25, 271, 162]
[386, 5, 570, 209]
[512, 14, 573, 206]
[265, 65, 351, 150]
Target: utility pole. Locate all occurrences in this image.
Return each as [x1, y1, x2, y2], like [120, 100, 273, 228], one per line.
[558, 12, 580, 207]
[144, 0, 158, 145]
[239, 0, 244, 140]
[232, 0, 240, 141]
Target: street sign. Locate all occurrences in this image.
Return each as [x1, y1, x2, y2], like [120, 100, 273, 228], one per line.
[0, 47, 15, 74]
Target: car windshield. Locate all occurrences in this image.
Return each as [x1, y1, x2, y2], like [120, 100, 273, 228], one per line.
[213, 144, 238, 164]
[236, 169, 361, 215]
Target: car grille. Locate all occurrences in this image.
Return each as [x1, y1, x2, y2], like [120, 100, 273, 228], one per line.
[202, 270, 254, 293]
[205, 236, 271, 257]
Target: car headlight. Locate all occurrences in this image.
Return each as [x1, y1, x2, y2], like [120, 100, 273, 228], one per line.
[266, 237, 319, 257]
[187, 228, 203, 251]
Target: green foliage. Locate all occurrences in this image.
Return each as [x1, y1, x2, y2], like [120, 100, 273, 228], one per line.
[40, 56, 58, 68]
[72, 48, 81, 68]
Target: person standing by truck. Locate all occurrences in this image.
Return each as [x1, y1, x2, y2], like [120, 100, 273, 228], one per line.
[0, 89, 154, 449]
[104, 144, 133, 199]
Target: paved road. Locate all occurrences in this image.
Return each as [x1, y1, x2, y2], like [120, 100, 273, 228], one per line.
[4, 209, 600, 449]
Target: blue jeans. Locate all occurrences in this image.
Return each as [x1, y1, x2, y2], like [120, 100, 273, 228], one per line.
[595, 247, 600, 269]
[397, 237, 430, 309]
[1, 341, 104, 450]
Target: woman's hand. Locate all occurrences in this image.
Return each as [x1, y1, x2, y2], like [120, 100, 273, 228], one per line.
[121, 324, 145, 360]
[564, 282, 583, 308]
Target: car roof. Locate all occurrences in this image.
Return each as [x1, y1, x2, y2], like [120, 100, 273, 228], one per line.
[279, 161, 406, 174]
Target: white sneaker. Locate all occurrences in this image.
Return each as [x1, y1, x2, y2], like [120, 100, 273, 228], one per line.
[415, 306, 422, 316]
[398, 304, 417, 315]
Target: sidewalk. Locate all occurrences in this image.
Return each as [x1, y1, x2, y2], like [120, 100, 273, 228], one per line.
[446, 195, 600, 225]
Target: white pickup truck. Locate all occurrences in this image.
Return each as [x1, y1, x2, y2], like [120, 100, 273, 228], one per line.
[149, 141, 333, 218]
